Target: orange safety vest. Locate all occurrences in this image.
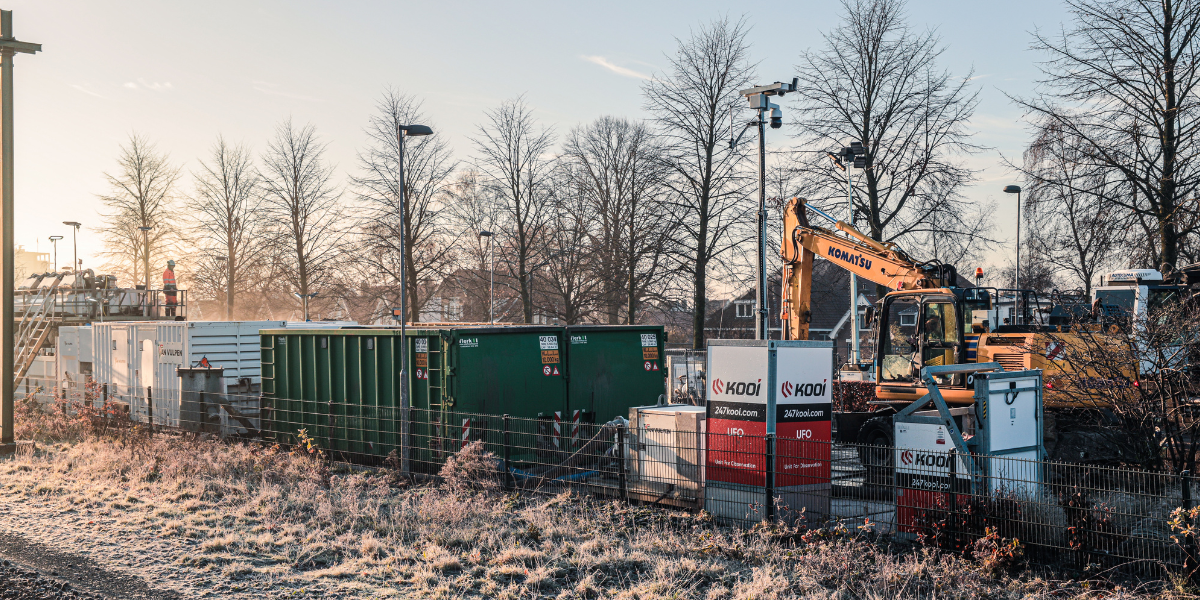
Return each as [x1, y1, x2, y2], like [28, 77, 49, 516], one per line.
[163, 268, 176, 288]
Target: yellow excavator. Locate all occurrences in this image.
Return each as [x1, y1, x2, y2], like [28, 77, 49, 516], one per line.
[779, 197, 1135, 466]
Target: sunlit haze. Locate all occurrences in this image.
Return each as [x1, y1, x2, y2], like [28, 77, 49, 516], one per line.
[11, 0, 1070, 287]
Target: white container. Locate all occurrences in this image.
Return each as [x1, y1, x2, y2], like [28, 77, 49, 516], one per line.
[56, 325, 93, 402]
[91, 321, 285, 426]
[628, 404, 706, 496]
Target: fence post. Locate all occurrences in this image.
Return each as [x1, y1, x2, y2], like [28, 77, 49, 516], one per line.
[146, 386, 153, 435]
[1184, 470, 1196, 577]
[948, 448, 957, 550]
[617, 423, 628, 502]
[502, 414, 512, 490]
[765, 433, 776, 523]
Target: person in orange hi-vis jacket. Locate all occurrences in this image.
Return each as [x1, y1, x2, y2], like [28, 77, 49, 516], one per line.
[163, 260, 178, 317]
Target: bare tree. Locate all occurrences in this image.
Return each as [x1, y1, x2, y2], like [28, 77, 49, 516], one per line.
[98, 134, 182, 288]
[1017, 0, 1200, 269]
[353, 90, 457, 322]
[260, 119, 347, 308]
[534, 164, 603, 324]
[792, 0, 984, 290]
[188, 136, 264, 319]
[1021, 121, 1128, 295]
[562, 116, 672, 323]
[471, 97, 556, 323]
[643, 17, 757, 348]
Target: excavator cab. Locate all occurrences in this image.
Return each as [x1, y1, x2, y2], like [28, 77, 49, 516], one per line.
[874, 288, 991, 403]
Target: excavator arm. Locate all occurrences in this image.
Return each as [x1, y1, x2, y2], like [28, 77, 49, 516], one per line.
[780, 198, 940, 340]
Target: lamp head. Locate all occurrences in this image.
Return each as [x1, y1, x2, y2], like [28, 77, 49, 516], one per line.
[402, 124, 433, 137]
[63, 221, 81, 228]
[479, 230, 493, 237]
[1003, 185, 1022, 194]
[49, 235, 62, 241]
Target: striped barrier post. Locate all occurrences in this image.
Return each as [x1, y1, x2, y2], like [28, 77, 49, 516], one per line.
[572, 410, 581, 447]
[553, 411, 562, 450]
[461, 418, 471, 450]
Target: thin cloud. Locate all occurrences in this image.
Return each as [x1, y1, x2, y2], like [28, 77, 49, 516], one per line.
[581, 56, 650, 80]
[252, 81, 323, 103]
[124, 79, 173, 92]
[70, 84, 105, 99]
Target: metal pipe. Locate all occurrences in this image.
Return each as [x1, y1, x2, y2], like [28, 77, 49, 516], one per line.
[847, 168, 860, 363]
[396, 125, 410, 474]
[756, 108, 768, 340]
[0, 19, 13, 453]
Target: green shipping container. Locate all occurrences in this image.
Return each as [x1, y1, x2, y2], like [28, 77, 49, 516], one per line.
[260, 324, 666, 465]
[261, 326, 568, 462]
[565, 325, 667, 422]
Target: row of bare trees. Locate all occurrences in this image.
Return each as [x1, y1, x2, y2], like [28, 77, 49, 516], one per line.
[1015, 0, 1200, 294]
[94, 1, 999, 347]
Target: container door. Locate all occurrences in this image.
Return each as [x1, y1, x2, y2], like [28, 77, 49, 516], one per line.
[567, 327, 667, 424]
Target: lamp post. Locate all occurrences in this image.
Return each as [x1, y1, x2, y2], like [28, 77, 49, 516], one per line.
[293, 291, 317, 321]
[1003, 185, 1022, 324]
[63, 221, 80, 273]
[138, 225, 152, 316]
[214, 255, 230, 319]
[828, 142, 867, 363]
[0, 10, 41, 456]
[479, 230, 494, 323]
[734, 78, 797, 340]
[395, 122, 432, 475]
[48, 235, 61, 271]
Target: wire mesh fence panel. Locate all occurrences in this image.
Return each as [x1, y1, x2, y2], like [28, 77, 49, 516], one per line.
[11, 385, 1200, 577]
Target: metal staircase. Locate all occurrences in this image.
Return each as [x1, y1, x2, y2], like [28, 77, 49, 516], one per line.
[14, 273, 64, 386]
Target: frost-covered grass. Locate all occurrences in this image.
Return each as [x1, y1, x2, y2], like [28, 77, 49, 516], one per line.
[2, 436, 1190, 600]
[0, 429, 1196, 598]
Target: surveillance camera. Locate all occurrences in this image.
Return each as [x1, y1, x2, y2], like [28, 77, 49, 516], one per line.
[770, 116, 783, 129]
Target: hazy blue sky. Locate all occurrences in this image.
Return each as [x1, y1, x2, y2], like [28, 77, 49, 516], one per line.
[7, 0, 1072, 285]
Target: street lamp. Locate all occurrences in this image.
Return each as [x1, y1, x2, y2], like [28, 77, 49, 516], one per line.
[48, 235, 62, 271]
[827, 142, 868, 363]
[479, 230, 494, 324]
[63, 221, 80, 272]
[734, 78, 798, 340]
[396, 121, 432, 475]
[1003, 185, 1022, 324]
[293, 291, 318, 322]
[138, 226, 152, 317]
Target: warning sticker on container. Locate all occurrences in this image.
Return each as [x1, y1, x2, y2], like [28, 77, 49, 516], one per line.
[542, 365, 561, 376]
[415, 353, 428, 368]
[415, 368, 428, 380]
[642, 347, 659, 360]
[415, 339, 428, 353]
[539, 335, 559, 350]
[643, 361, 660, 371]
[640, 333, 657, 347]
[541, 349, 560, 364]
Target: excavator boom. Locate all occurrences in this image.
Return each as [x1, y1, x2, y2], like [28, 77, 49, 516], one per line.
[781, 198, 939, 340]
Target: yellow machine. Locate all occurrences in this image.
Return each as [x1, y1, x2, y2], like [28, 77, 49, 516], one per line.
[779, 198, 1111, 408]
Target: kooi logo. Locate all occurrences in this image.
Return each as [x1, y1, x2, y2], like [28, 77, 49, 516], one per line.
[900, 450, 914, 466]
[781, 379, 828, 398]
[711, 378, 762, 397]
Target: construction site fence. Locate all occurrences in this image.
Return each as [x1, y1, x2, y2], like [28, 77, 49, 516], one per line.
[13, 378, 1200, 579]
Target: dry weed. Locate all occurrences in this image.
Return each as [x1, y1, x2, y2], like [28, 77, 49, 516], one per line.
[0, 424, 1193, 598]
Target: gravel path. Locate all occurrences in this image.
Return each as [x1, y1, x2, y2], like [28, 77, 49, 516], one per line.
[0, 531, 177, 599]
[0, 558, 104, 600]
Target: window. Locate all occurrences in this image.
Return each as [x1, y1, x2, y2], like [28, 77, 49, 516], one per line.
[735, 301, 754, 318]
[922, 300, 959, 370]
[880, 297, 919, 382]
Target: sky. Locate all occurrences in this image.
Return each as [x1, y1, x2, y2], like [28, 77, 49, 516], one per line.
[5, 0, 1073, 290]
